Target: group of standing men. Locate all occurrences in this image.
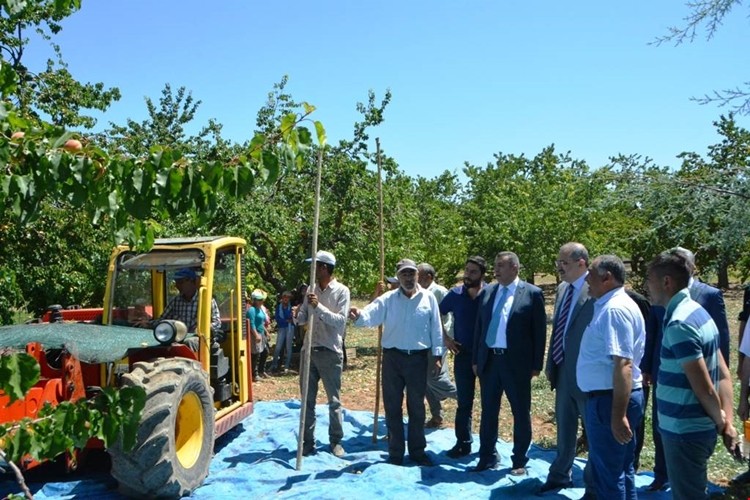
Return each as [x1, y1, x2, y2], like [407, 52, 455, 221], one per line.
[293, 244, 742, 500]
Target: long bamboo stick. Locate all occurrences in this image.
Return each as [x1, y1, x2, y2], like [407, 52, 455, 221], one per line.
[372, 138, 385, 442]
[296, 149, 324, 470]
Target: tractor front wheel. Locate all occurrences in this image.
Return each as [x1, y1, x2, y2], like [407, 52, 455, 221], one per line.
[109, 357, 214, 498]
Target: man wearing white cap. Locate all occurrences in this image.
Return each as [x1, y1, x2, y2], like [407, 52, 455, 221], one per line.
[296, 250, 351, 458]
[349, 258, 443, 467]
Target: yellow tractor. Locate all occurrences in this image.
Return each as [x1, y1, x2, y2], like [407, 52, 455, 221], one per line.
[0, 236, 255, 497]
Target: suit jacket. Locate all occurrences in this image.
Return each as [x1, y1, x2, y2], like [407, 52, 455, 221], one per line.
[690, 280, 730, 367]
[642, 281, 728, 377]
[544, 281, 594, 391]
[472, 280, 546, 376]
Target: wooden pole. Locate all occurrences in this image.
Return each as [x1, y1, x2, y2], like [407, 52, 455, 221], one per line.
[372, 138, 385, 443]
[296, 149, 324, 470]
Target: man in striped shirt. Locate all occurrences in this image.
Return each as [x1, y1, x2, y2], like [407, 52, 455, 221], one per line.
[646, 250, 739, 499]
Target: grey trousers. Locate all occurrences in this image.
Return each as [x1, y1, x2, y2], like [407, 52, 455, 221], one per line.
[426, 351, 457, 420]
[300, 347, 344, 446]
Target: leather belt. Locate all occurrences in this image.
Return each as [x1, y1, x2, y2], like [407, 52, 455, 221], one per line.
[384, 347, 428, 355]
[586, 387, 642, 398]
[489, 348, 507, 355]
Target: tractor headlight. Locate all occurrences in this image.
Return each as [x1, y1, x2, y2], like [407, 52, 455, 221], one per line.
[153, 320, 188, 344]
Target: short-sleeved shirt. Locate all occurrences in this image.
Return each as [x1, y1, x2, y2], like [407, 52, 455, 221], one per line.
[247, 306, 267, 335]
[161, 293, 221, 333]
[577, 286, 645, 392]
[656, 289, 720, 440]
[439, 283, 485, 348]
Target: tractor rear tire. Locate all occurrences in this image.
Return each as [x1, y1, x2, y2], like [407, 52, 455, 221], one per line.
[109, 357, 214, 498]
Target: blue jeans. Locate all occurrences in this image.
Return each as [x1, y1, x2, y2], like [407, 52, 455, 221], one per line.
[650, 382, 668, 483]
[584, 389, 644, 500]
[272, 325, 294, 370]
[662, 435, 715, 500]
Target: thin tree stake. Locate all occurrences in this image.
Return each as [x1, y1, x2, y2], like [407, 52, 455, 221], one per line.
[372, 138, 385, 443]
[296, 148, 324, 470]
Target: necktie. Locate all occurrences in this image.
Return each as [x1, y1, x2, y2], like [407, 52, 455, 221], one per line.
[485, 286, 509, 347]
[551, 284, 575, 365]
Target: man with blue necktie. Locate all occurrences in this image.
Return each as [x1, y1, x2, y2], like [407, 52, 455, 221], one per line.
[472, 251, 546, 474]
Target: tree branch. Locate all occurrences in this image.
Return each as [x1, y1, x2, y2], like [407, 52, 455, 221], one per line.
[0, 448, 34, 500]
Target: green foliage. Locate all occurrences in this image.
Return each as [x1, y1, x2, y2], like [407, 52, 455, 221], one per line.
[0, 373, 146, 463]
[0, 353, 39, 403]
[0, 201, 111, 318]
[462, 146, 605, 282]
[101, 83, 229, 160]
[0, 0, 120, 128]
[0, 266, 23, 324]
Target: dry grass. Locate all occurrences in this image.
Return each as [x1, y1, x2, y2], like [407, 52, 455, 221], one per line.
[252, 282, 750, 498]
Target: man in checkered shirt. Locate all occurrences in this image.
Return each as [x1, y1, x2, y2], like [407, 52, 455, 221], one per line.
[140, 268, 221, 333]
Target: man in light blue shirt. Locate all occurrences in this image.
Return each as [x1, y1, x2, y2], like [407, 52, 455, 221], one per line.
[576, 255, 645, 500]
[349, 258, 443, 467]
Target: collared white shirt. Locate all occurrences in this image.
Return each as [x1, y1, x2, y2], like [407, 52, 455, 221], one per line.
[576, 286, 645, 392]
[487, 277, 520, 349]
[355, 285, 443, 356]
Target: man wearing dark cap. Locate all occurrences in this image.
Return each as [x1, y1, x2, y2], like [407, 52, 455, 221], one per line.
[138, 268, 221, 334]
[349, 258, 443, 467]
[296, 250, 351, 458]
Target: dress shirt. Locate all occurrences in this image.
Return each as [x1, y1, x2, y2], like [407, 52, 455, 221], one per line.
[355, 285, 443, 356]
[577, 286, 645, 392]
[487, 277, 519, 349]
[296, 278, 350, 354]
[561, 272, 588, 342]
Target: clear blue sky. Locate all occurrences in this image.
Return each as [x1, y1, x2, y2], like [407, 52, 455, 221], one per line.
[27, 0, 749, 178]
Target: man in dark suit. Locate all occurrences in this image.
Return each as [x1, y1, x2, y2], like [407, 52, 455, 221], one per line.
[472, 251, 546, 474]
[540, 243, 594, 494]
[677, 247, 731, 367]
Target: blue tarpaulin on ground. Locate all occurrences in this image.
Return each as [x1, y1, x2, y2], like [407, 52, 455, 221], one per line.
[0, 400, 723, 498]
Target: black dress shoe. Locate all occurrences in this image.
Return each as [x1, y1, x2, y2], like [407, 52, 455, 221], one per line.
[411, 454, 433, 466]
[471, 459, 499, 472]
[645, 479, 667, 491]
[733, 468, 750, 484]
[302, 444, 316, 457]
[538, 480, 573, 494]
[387, 455, 404, 466]
[446, 443, 471, 458]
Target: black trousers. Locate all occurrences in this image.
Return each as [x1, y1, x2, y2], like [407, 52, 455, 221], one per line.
[382, 349, 428, 459]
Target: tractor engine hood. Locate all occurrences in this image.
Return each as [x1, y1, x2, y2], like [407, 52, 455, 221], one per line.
[0, 323, 164, 363]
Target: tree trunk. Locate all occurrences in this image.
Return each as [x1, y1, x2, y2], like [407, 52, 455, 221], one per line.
[718, 262, 729, 289]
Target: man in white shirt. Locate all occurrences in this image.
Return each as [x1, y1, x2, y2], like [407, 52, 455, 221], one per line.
[349, 258, 443, 466]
